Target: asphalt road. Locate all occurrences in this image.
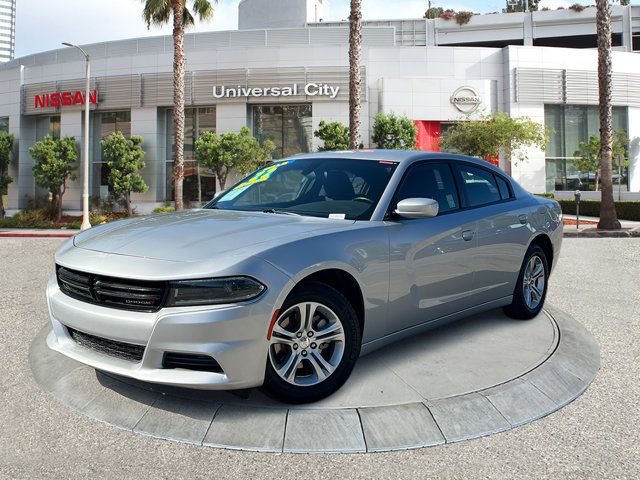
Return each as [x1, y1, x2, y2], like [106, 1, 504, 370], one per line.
[1, 238, 638, 480]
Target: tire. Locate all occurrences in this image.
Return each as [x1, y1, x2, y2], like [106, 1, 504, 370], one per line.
[503, 244, 549, 320]
[262, 281, 361, 404]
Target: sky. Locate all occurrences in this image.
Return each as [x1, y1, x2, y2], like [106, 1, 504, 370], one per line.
[13, 0, 625, 58]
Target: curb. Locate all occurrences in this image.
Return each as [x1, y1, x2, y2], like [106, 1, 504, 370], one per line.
[0, 232, 75, 238]
[563, 229, 640, 238]
[30, 307, 599, 454]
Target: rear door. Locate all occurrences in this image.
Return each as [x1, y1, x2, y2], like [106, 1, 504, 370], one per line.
[452, 162, 531, 303]
[385, 161, 478, 335]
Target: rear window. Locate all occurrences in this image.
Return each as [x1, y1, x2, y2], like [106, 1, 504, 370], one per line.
[457, 165, 501, 207]
[495, 175, 512, 200]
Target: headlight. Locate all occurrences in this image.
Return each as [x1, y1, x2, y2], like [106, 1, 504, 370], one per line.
[166, 277, 266, 307]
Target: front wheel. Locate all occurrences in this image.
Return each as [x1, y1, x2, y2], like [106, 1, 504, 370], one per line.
[503, 244, 549, 320]
[262, 282, 361, 404]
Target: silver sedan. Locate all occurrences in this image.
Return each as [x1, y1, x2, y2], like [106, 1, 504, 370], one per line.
[46, 151, 562, 403]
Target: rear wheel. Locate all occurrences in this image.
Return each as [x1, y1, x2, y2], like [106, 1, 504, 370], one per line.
[503, 244, 549, 320]
[263, 282, 361, 403]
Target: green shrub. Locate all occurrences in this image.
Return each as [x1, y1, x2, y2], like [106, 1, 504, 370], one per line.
[314, 121, 350, 151]
[90, 212, 107, 225]
[153, 205, 176, 214]
[557, 200, 640, 222]
[372, 112, 418, 150]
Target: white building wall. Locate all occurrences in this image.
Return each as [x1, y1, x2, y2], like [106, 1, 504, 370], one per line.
[628, 107, 640, 193]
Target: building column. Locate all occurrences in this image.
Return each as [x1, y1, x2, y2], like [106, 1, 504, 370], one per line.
[130, 107, 162, 212]
[523, 12, 533, 47]
[60, 110, 83, 212]
[628, 107, 640, 193]
[216, 103, 247, 133]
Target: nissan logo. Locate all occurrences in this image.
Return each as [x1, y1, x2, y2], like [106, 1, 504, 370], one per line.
[450, 86, 482, 114]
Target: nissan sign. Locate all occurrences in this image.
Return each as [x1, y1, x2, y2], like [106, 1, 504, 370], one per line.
[450, 86, 481, 114]
[34, 90, 98, 109]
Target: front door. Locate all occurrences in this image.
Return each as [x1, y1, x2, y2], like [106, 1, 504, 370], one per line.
[386, 162, 477, 336]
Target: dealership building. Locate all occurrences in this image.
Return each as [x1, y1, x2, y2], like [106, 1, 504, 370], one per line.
[1, 0, 640, 213]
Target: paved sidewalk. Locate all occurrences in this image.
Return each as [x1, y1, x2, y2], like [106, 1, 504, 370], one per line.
[563, 215, 640, 238]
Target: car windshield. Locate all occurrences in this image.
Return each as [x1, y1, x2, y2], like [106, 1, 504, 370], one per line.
[205, 158, 398, 220]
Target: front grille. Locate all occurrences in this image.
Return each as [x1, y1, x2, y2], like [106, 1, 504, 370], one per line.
[68, 328, 145, 362]
[56, 266, 167, 312]
[163, 352, 224, 373]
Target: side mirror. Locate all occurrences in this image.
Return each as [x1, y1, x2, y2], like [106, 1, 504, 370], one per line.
[394, 198, 439, 219]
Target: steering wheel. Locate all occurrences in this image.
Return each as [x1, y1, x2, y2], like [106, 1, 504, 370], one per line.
[353, 196, 373, 204]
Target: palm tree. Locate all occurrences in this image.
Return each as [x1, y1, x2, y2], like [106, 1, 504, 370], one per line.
[348, 0, 362, 149]
[595, 0, 620, 230]
[142, 0, 215, 211]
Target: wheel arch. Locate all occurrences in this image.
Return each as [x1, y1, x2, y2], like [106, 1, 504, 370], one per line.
[280, 266, 366, 336]
[528, 233, 554, 270]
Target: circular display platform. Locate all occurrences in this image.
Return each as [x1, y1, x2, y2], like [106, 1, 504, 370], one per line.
[30, 305, 599, 453]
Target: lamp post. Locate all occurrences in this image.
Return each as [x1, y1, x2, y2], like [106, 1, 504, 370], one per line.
[62, 42, 91, 231]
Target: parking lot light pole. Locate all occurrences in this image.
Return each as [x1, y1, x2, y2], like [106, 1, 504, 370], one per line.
[62, 42, 91, 231]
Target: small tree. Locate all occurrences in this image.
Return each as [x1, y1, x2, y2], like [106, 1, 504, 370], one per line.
[440, 112, 547, 167]
[0, 131, 14, 220]
[101, 132, 148, 215]
[314, 121, 350, 151]
[195, 127, 275, 191]
[372, 112, 418, 150]
[573, 130, 629, 191]
[30, 135, 78, 221]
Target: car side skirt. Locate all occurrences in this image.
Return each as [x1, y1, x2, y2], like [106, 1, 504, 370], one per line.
[360, 296, 513, 356]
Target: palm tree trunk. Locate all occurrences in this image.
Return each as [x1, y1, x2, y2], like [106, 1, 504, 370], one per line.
[172, 0, 186, 211]
[348, 0, 362, 150]
[596, 0, 620, 230]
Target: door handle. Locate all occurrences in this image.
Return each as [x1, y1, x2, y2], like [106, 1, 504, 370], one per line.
[462, 230, 474, 241]
[518, 214, 528, 225]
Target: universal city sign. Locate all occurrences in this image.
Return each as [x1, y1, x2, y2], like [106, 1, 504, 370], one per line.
[450, 86, 482, 114]
[34, 90, 98, 109]
[213, 83, 340, 100]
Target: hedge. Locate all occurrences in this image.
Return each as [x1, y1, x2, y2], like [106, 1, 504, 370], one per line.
[557, 200, 640, 222]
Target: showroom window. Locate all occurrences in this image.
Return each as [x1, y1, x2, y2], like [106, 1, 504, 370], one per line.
[92, 111, 131, 199]
[545, 105, 628, 192]
[35, 115, 60, 141]
[165, 107, 217, 203]
[252, 104, 312, 159]
[0, 117, 8, 132]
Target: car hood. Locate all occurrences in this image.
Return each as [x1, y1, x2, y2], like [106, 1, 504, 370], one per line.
[73, 209, 356, 263]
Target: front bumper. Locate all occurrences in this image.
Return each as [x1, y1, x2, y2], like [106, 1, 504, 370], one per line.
[45, 266, 292, 390]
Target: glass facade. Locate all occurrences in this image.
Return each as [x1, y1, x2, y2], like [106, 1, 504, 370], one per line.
[92, 111, 131, 198]
[165, 107, 217, 203]
[252, 104, 312, 159]
[545, 105, 628, 192]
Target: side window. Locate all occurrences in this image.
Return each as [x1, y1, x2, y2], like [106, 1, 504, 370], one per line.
[395, 163, 460, 213]
[457, 164, 501, 207]
[495, 175, 512, 200]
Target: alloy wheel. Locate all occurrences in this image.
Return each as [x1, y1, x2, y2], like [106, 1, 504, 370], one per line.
[269, 302, 345, 386]
[523, 255, 545, 310]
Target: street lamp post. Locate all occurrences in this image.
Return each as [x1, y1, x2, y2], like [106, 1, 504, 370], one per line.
[62, 42, 91, 231]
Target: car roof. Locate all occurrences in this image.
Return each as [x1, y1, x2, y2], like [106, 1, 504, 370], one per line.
[289, 149, 503, 171]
